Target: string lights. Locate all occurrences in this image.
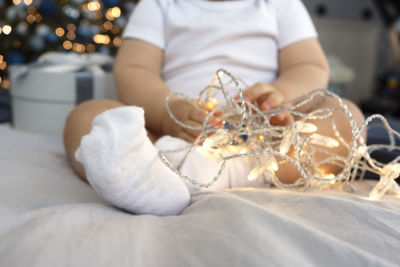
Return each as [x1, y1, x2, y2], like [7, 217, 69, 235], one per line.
[159, 69, 400, 201]
[0, 0, 134, 90]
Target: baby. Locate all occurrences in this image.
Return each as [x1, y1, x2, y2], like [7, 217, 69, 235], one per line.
[64, 0, 365, 215]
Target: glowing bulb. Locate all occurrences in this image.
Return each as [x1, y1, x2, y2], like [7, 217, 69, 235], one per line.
[381, 163, 400, 177]
[266, 155, 278, 172]
[248, 156, 277, 181]
[203, 129, 230, 150]
[369, 180, 390, 201]
[248, 166, 265, 181]
[113, 37, 122, 47]
[55, 27, 65, 37]
[323, 174, 335, 180]
[280, 130, 292, 154]
[88, 1, 101, 11]
[217, 70, 224, 79]
[63, 40, 72, 50]
[93, 34, 110, 44]
[2, 25, 12, 35]
[295, 121, 317, 133]
[309, 133, 339, 148]
[356, 146, 367, 157]
[206, 102, 215, 110]
[196, 146, 220, 161]
[111, 7, 121, 18]
[369, 164, 400, 201]
[73, 43, 86, 53]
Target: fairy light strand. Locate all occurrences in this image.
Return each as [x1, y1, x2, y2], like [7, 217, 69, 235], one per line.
[158, 69, 400, 200]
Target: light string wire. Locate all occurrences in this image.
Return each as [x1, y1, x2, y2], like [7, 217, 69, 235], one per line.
[158, 69, 400, 200]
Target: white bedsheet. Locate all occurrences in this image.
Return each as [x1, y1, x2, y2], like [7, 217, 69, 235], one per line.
[0, 124, 399, 267]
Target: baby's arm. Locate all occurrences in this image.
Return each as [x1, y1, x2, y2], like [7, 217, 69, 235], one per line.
[114, 39, 207, 142]
[271, 38, 330, 100]
[243, 38, 330, 115]
[243, 38, 366, 183]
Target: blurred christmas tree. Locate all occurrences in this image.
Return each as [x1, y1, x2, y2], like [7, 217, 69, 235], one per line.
[0, 0, 138, 91]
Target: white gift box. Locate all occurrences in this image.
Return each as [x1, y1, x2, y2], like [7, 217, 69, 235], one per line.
[10, 52, 118, 135]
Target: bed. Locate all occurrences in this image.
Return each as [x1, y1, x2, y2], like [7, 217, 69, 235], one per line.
[1, 123, 400, 267]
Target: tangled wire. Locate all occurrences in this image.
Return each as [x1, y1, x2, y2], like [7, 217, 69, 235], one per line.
[158, 69, 400, 201]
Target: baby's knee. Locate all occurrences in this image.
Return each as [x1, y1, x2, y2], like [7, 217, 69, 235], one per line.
[65, 99, 123, 130]
[341, 99, 365, 125]
[341, 98, 366, 140]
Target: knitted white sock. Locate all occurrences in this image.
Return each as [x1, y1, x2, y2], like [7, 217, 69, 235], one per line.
[75, 106, 190, 216]
[155, 136, 261, 194]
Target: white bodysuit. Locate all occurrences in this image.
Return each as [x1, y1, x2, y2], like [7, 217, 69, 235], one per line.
[77, 0, 319, 215]
[122, 0, 317, 98]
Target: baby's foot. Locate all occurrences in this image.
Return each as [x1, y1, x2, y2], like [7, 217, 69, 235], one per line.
[75, 106, 190, 216]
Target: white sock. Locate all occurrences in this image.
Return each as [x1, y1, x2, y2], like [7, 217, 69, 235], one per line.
[155, 136, 262, 194]
[75, 106, 190, 216]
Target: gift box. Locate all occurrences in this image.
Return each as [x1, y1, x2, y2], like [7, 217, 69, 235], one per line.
[10, 52, 118, 135]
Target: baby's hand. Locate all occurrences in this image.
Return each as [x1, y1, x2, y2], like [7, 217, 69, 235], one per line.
[243, 83, 294, 126]
[162, 97, 208, 143]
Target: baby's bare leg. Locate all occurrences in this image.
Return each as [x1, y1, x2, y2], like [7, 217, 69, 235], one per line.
[276, 97, 366, 184]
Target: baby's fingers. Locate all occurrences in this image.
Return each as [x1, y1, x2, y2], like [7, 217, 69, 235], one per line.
[243, 83, 277, 102]
[270, 112, 294, 126]
[188, 108, 207, 124]
[260, 91, 285, 110]
[182, 120, 204, 142]
[178, 131, 197, 143]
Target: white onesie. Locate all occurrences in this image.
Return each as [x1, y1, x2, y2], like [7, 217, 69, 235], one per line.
[76, 0, 319, 215]
[122, 0, 317, 98]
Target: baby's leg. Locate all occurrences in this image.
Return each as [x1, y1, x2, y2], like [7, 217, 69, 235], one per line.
[276, 97, 365, 184]
[71, 104, 190, 215]
[65, 101, 255, 215]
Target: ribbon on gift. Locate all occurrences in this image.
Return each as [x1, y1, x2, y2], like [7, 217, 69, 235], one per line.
[10, 52, 114, 104]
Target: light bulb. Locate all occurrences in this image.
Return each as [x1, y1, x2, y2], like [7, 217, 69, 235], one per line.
[356, 146, 367, 157]
[196, 146, 221, 161]
[280, 130, 292, 154]
[265, 155, 278, 172]
[248, 166, 266, 181]
[295, 121, 317, 133]
[247, 155, 277, 181]
[369, 178, 392, 201]
[203, 129, 230, 150]
[369, 164, 400, 201]
[380, 163, 400, 178]
[310, 133, 339, 148]
[323, 173, 335, 180]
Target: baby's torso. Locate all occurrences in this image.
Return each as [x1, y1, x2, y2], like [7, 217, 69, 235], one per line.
[160, 0, 280, 98]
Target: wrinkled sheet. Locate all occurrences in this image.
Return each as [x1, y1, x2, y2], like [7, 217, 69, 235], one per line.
[0, 124, 399, 267]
